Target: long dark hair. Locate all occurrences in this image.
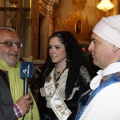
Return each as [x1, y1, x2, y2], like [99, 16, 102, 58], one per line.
[38, 31, 85, 99]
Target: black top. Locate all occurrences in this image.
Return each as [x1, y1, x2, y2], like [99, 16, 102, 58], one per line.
[0, 70, 15, 120]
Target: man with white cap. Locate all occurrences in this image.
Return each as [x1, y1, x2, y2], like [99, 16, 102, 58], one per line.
[75, 14, 120, 120]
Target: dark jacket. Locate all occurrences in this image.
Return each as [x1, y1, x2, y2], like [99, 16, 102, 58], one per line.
[0, 70, 15, 120]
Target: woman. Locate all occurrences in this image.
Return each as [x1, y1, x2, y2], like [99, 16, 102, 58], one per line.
[36, 31, 91, 120]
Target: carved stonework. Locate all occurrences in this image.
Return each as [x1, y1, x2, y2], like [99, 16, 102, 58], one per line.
[61, 11, 92, 44]
[48, 0, 59, 5]
[72, 0, 87, 12]
[60, 0, 92, 44]
[50, 5, 61, 32]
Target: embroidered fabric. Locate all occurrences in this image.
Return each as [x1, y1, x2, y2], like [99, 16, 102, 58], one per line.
[40, 65, 90, 108]
[80, 66, 91, 84]
[41, 69, 69, 108]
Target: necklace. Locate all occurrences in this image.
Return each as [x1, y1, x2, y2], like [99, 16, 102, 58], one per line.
[56, 68, 60, 76]
[54, 66, 67, 82]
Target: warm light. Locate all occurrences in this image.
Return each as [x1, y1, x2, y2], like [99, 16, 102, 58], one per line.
[97, 0, 114, 12]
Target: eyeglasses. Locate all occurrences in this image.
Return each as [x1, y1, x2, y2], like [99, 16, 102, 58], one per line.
[0, 41, 23, 48]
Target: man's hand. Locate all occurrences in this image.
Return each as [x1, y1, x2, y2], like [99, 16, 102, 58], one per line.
[15, 93, 33, 116]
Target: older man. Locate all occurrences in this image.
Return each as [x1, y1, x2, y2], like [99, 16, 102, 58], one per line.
[75, 15, 120, 120]
[0, 27, 40, 120]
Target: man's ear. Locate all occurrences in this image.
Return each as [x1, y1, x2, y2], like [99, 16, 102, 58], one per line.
[113, 45, 120, 53]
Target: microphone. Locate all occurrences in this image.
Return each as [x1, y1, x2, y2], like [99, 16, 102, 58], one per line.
[20, 62, 34, 95]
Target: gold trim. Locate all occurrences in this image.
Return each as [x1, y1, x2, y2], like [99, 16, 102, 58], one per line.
[72, 0, 87, 12]
[61, 11, 92, 44]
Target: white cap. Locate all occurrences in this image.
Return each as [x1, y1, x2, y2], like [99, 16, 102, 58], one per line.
[93, 15, 120, 48]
